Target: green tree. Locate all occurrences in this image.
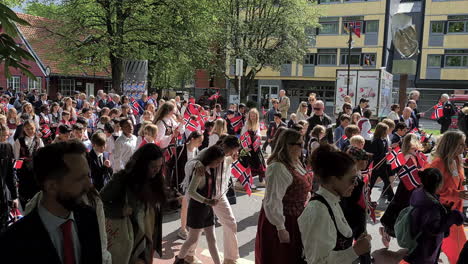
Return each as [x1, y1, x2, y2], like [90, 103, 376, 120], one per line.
[214, 0, 322, 99]
[0, 2, 36, 79]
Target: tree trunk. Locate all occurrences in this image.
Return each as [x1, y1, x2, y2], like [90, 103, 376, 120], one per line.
[110, 55, 124, 93]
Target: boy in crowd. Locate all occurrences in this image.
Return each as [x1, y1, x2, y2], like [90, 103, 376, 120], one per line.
[391, 122, 408, 147]
[358, 109, 373, 141]
[350, 135, 366, 150]
[52, 124, 72, 143]
[87, 132, 113, 191]
[263, 113, 286, 152]
[340, 124, 361, 152]
[334, 114, 350, 149]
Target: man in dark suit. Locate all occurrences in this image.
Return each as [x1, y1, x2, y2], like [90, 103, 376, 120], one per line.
[0, 140, 102, 264]
[400, 107, 416, 131]
[263, 112, 287, 152]
[305, 100, 333, 144]
[352, 98, 369, 116]
[87, 133, 113, 192]
[407, 100, 420, 128]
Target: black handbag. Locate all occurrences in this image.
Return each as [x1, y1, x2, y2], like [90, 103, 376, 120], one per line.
[226, 177, 237, 205]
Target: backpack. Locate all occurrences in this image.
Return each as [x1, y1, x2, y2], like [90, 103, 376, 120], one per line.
[395, 206, 421, 254]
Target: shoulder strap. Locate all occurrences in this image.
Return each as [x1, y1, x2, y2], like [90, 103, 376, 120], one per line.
[310, 194, 339, 231]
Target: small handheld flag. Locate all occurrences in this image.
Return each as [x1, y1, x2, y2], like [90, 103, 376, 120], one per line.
[231, 160, 253, 195]
[386, 146, 406, 170]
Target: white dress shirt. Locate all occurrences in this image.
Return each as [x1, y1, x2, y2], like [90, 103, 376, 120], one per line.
[112, 133, 137, 172]
[298, 187, 358, 264]
[263, 162, 307, 230]
[38, 204, 81, 264]
[208, 133, 220, 147]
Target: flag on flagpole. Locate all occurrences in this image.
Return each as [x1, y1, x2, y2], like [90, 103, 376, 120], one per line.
[240, 132, 252, 149]
[253, 136, 262, 151]
[344, 21, 361, 38]
[231, 160, 253, 195]
[431, 103, 444, 120]
[386, 146, 406, 170]
[186, 119, 198, 132]
[229, 115, 244, 133]
[13, 159, 23, 169]
[208, 91, 220, 101]
[398, 158, 421, 191]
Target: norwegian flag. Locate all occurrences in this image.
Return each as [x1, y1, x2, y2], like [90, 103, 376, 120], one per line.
[342, 135, 348, 140]
[13, 159, 23, 169]
[415, 151, 428, 168]
[409, 127, 419, 134]
[186, 119, 198, 132]
[131, 100, 142, 116]
[260, 121, 267, 131]
[386, 146, 406, 170]
[253, 136, 262, 151]
[240, 132, 252, 149]
[431, 103, 444, 120]
[231, 160, 253, 195]
[229, 115, 244, 133]
[164, 145, 177, 163]
[398, 158, 421, 191]
[41, 125, 52, 138]
[208, 91, 220, 101]
[8, 208, 23, 225]
[360, 161, 373, 177]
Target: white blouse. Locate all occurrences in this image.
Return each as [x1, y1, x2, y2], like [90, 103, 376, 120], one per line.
[208, 133, 220, 147]
[263, 162, 307, 231]
[156, 117, 184, 149]
[298, 187, 358, 264]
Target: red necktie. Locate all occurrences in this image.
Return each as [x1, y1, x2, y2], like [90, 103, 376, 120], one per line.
[61, 219, 76, 264]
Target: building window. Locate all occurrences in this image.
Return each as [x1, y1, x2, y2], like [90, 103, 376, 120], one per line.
[104, 81, 112, 91]
[318, 17, 339, 35]
[60, 79, 75, 96]
[317, 49, 337, 65]
[362, 53, 376, 66]
[430, 21, 445, 34]
[305, 27, 316, 46]
[445, 55, 468, 67]
[340, 54, 361, 65]
[427, 55, 442, 68]
[318, 0, 340, 3]
[7, 76, 20, 92]
[448, 21, 466, 33]
[28, 77, 42, 90]
[304, 54, 316, 65]
[342, 17, 364, 35]
[365, 21, 379, 33]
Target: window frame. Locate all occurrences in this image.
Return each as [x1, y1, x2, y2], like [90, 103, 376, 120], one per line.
[319, 21, 339, 35]
[444, 54, 468, 68]
[362, 53, 377, 67]
[340, 53, 361, 66]
[447, 20, 468, 34]
[317, 49, 338, 66]
[28, 77, 42, 91]
[7, 76, 21, 92]
[60, 79, 75, 96]
[427, 54, 443, 68]
[365, 20, 379, 34]
[430, 21, 445, 35]
[304, 54, 316, 65]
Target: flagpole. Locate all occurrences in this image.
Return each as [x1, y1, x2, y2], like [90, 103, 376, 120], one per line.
[346, 25, 353, 95]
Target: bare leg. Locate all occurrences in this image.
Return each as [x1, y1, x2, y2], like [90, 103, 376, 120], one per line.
[178, 228, 202, 259]
[204, 225, 221, 264]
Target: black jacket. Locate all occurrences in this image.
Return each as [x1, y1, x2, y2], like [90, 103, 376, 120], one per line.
[305, 114, 333, 144]
[266, 121, 286, 139]
[0, 143, 17, 232]
[352, 106, 364, 116]
[87, 149, 113, 192]
[0, 205, 102, 264]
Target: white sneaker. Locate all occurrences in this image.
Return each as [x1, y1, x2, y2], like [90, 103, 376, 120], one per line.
[257, 181, 266, 187]
[250, 183, 257, 189]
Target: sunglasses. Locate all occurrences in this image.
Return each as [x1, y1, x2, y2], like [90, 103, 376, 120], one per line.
[313, 107, 323, 111]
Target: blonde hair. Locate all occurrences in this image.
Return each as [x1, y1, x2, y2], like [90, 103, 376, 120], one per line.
[212, 119, 227, 135]
[246, 108, 259, 131]
[382, 118, 395, 130]
[143, 124, 158, 138]
[6, 108, 18, 121]
[138, 121, 153, 136]
[296, 101, 308, 114]
[350, 135, 365, 146]
[0, 114, 6, 125]
[435, 131, 466, 171]
[351, 112, 361, 124]
[401, 133, 423, 155]
[311, 125, 326, 138]
[267, 129, 302, 166]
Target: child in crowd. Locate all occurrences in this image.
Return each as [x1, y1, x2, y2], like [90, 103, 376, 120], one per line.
[307, 125, 326, 155]
[139, 123, 158, 147]
[334, 114, 350, 149]
[350, 135, 366, 150]
[52, 124, 72, 143]
[341, 125, 361, 152]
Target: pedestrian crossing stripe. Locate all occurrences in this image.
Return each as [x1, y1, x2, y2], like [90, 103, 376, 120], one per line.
[200, 249, 254, 264]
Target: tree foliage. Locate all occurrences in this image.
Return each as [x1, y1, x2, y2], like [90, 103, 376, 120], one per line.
[0, 2, 36, 79]
[214, 0, 322, 98]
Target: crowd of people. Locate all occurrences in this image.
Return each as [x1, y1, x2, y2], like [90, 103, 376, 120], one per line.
[0, 87, 468, 264]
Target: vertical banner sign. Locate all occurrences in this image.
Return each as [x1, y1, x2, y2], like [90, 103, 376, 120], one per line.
[356, 71, 380, 114]
[123, 60, 148, 99]
[335, 70, 357, 115]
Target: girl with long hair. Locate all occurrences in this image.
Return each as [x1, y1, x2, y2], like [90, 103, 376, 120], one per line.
[426, 131, 467, 264]
[298, 144, 371, 263]
[21, 102, 39, 129]
[62, 97, 77, 120]
[101, 144, 167, 264]
[296, 101, 309, 121]
[174, 145, 225, 264]
[154, 102, 184, 149]
[255, 129, 313, 264]
[240, 108, 266, 187]
[6, 108, 19, 144]
[209, 119, 227, 147]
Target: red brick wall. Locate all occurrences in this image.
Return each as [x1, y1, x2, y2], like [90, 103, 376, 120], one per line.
[0, 61, 46, 92]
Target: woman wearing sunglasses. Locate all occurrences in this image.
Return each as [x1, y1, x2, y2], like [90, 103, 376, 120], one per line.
[255, 129, 313, 264]
[298, 144, 371, 264]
